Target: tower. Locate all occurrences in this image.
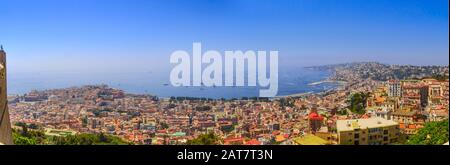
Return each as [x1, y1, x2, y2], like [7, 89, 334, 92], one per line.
[0, 45, 13, 145]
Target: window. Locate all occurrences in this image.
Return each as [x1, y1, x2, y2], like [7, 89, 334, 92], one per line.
[369, 128, 380, 133]
[383, 137, 388, 141]
[354, 134, 359, 138]
[383, 130, 389, 135]
[354, 141, 359, 145]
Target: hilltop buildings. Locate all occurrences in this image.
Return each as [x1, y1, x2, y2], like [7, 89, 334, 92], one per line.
[6, 61, 449, 145]
[364, 78, 449, 136]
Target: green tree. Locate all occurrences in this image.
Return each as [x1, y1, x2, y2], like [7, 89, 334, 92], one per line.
[12, 128, 131, 145]
[430, 74, 449, 81]
[82, 116, 88, 128]
[12, 129, 47, 145]
[160, 122, 169, 129]
[407, 120, 449, 145]
[337, 109, 348, 115]
[347, 92, 370, 115]
[53, 133, 130, 145]
[13, 132, 37, 145]
[186, 133, 221, 145]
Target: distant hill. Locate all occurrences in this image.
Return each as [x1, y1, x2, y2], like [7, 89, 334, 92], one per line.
[307, 62, 449, 81]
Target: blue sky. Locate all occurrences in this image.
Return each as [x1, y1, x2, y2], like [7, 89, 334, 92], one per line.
[1, 0, 448, 74]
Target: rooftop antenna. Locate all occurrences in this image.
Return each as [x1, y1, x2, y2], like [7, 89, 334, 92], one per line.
[0, 45, 3, 51]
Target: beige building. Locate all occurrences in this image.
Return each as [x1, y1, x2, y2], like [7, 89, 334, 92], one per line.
[387, 80, 401, 97]
[337, 117, 399, 145]
[0, 45, 13, 145]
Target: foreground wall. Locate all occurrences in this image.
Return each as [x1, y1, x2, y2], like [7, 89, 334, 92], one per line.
[0, 47, 13, 145]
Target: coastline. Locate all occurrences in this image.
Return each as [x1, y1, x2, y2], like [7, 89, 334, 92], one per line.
[275, 91, 314, 98]
[9, 67, 343, 99]
[276, 80, 346, 98]
[276, 70, 346, 98]
[307, 80, 347, 86]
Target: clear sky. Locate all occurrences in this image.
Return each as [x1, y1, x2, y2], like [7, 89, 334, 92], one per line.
[1, 0, 448, 74]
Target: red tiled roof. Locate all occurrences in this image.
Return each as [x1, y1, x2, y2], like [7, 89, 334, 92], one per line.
[272, 130, 280, 136]
[399, 123, 405, 129]
[224, 137, 244, 145]
[309, 112, 324, 120]
[245, 139, 261, 145]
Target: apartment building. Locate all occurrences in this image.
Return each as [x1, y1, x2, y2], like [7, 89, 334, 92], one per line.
[337, 117, 399, 145]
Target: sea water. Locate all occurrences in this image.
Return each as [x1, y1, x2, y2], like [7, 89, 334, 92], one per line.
[8, 67, 338, 99]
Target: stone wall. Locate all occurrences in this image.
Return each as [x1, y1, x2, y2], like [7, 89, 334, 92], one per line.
[0, 48, 13, 145]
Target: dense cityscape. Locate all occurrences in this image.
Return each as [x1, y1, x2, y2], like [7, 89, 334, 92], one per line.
[1, 2, 449, 165]
[8, 62, 449, 145]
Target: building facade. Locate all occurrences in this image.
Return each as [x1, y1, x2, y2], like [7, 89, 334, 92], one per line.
[401, 80, 428, 111]
[387, 80, 401, 97]
[336, 118, 399, 145]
